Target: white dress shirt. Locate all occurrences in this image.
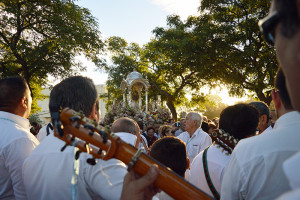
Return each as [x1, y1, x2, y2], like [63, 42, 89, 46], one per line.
[177, 128, 212, 163]
[174, 128, 183, 137]
[36, 124, 49, 142]
[261, 125, 273, 134]
[190, 144, 230, 198]
[23, 130, 133, 200]
[276, 151, 300, 200]
[221, 111, 300, 200]
[0, 111, 39, 200]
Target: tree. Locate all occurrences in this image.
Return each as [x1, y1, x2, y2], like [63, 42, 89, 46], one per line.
[199, 0, 278, 105]
[0, 0, 104, 112]
[105, 15, 215, 120]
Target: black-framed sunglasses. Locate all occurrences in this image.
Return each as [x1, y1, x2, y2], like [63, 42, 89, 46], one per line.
[258, 11, 281, 46]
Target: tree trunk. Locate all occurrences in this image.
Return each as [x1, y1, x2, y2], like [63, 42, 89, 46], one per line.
[256, 90, 272, 106]
[166, 97, 177, 121]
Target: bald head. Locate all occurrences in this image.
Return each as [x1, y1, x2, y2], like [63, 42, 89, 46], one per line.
[111, 117, 139, 135]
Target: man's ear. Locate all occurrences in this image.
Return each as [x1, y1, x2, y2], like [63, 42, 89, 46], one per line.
[88, 103, 99, 122]
[21, 97, 28, 109]
[262, 114, 268, 125]
[186, 157, 190, 170]
[272, 90, 282, 110]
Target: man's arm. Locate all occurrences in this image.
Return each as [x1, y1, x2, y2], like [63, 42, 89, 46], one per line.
[8, 137, 38, 199]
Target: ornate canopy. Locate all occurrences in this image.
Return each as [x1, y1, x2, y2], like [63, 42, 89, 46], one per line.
[120, 71, 150, 92]
[120, 70, 150, 112]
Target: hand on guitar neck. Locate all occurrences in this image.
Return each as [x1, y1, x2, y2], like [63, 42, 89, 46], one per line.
[121, 165, 160, 200]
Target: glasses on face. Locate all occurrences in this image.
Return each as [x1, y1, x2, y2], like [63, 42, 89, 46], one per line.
[258, 11, 281, 46]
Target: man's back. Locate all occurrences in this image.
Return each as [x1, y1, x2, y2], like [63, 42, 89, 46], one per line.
[0, 111, 39, 199]
[221, 111, 300, 200]
[23, 133, 127, 200]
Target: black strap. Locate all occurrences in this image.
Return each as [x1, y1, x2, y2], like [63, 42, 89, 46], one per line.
[202, 146, 220, 200]
[46, 123, 53, 136]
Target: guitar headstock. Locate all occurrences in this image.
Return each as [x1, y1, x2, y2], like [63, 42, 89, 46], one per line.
[208, 129, 239, 155]
[51, 107, 119, 161]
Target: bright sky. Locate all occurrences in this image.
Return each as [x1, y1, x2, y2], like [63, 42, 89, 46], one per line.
[74, 0, 248, 105]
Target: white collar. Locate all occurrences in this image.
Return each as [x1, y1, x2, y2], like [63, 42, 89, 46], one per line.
[273, 111, 300, 129]
[0, 111, 30, 130]
[114, 132, 137, 146]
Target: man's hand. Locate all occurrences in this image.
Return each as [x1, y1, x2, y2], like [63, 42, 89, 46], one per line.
[121, 165, 160, 200]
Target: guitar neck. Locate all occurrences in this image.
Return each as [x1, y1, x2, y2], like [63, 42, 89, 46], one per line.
[58, 108, 212, 200]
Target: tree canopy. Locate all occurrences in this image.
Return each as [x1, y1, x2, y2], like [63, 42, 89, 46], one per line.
[105, 0, 277, 118]
[0, 0, 104, 112]
[200, 0, 277, 105]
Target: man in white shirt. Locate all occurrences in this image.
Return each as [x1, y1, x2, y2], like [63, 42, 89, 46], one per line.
[23, 76, 127, 200]
[0, 76, 39, 199]
[177, 112, 212, 164]
[221, 67, 299, 200]
[191, 103, 259, 199]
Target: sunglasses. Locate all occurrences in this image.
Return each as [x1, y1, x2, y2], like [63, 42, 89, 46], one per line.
[258, 11, 281, 46]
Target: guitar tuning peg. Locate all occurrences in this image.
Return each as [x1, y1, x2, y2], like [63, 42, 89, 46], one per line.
[61, 143, 68, 152]
[99, 131, 108, 144]
[75, 150, 82, 160]
[86, 158, 97, 165]
[223, 133, 228, 137]
[70, 116, 80, 122]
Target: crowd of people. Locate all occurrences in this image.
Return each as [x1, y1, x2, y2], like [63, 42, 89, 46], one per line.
[0, 0, 300, 199]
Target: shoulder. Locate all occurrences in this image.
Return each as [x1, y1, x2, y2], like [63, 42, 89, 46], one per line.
[177, 131, 188, 139]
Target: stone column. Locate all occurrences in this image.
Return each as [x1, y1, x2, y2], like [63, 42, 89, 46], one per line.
[145, 89, 148, 113]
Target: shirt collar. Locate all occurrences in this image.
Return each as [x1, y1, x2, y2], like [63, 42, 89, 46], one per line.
[114, 132, 137, 146]
[0, 111, 30, 130]
[273, 111, 300, 129]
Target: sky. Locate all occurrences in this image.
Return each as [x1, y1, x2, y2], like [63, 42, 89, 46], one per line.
[73, 0, 248, 105]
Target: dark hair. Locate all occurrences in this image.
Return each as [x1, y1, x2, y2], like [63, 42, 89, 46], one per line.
[249, 101, 270, 123]
[201, 121, 209, 133]
[111, 117, 138, 134]
[219, 103, 259, 140]
[0, 76, 29, 113]
[147, 127, 155, 133]
[150, 137, 187, 177]
[275, 68, 293, 110]
[275, 0, 300, 38]
[159, 125, 172, 137]
[49, 76, 97, 117]
[137, 120, 143, 130]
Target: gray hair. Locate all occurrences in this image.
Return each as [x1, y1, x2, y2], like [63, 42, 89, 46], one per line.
[249, 101, 270, 123]
[188, 112, 202, 128]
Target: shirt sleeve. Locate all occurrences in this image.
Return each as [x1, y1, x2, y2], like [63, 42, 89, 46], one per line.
[83, 158, 127, 200]
[6, 137, 38, 200]
[220, 151, 244, 200]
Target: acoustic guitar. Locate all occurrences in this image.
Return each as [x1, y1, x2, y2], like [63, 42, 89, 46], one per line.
[51, 107, 212, 200]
